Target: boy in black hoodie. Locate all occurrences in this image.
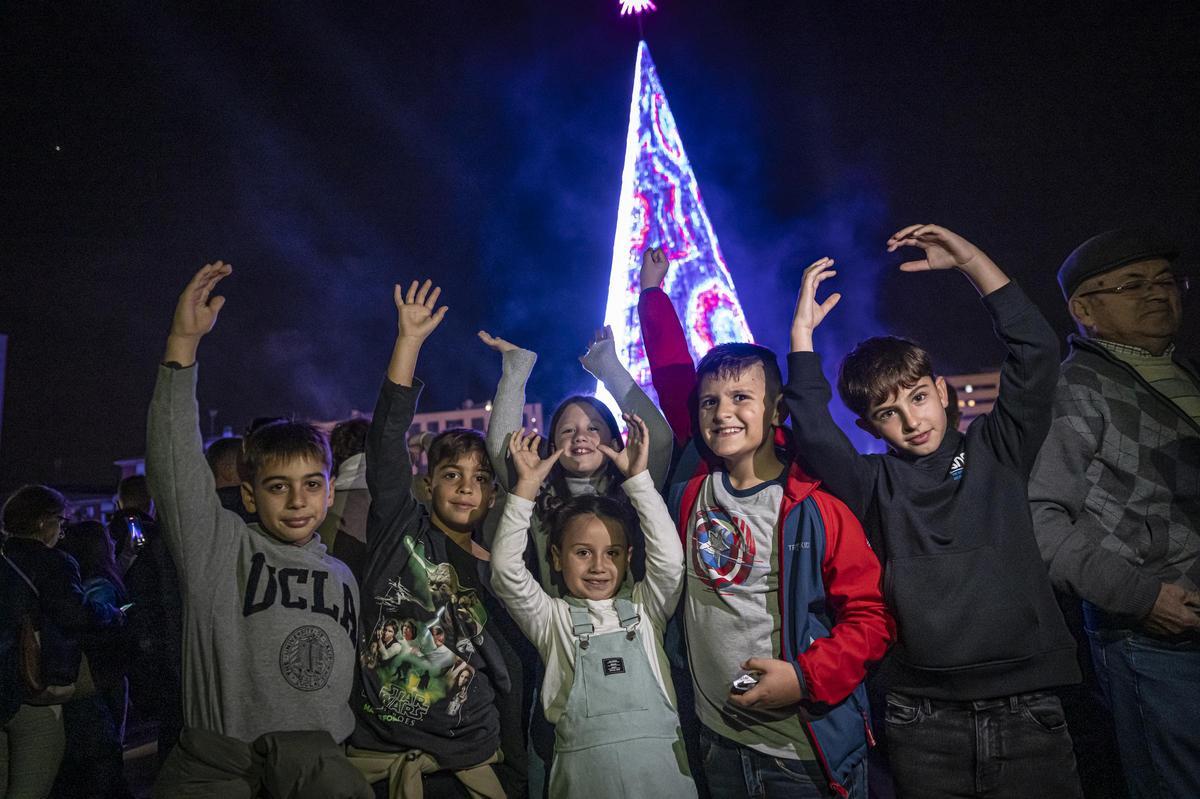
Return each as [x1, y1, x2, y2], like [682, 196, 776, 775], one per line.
[348, 279, 519, 798]
[786, 224, 1083, 798]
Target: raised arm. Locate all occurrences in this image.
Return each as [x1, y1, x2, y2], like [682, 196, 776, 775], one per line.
[579, 326, 674, 489]
[366, 281, 446, 550]
[611, 415, 685, 626]
[146, 262, 237, 579]
[785, 258, 876, 518]
[490, 429, 565, 646]
[478, 331, 536, 491]
[887, 224, 1056, 472]
[637, 247, 695, 445]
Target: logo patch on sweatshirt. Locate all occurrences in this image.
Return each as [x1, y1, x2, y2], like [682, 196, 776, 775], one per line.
[949, 451, 966, 481]
[602, 657, 626, 676]
[279, 625, 335, 691]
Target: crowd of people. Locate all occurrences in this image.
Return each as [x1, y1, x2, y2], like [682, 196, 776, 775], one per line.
[1, 223, 1196, 799]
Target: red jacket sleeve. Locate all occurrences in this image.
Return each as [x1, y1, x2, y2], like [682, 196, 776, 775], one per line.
[637, 288, 695, 446]
[796, 489, 895, 705]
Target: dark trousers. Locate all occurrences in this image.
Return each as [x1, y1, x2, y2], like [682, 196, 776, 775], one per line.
[885, 691, 1082, 799]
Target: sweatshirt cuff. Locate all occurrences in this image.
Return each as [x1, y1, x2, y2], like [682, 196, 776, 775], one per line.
[505, 492, 536, 512]
[980, 280, 1031, 323]
[501, 347, 537, 377]
[1129, 575, 1165, 622]
[620, 469, 655, 497]
[786, 350, 827, 383]
[382, 376, 425, 396]
[792, 660, 810, 701]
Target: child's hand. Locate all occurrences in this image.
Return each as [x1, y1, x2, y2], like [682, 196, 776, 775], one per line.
[579, 325, 618, 374]
[886, 224, 1008, 296]
[727, 657, 804, 710]
[789, 257, 841, 353]
[477, 330, 519, 354]
[599, 413, 649, 479]
[640, 246, 670, 291]
[509, 429, 563, 501]
[164, 261, 232, 365]
[395, 279, 448, 342]
[886, 224, 984, 272]
[170, 261, 232, 340]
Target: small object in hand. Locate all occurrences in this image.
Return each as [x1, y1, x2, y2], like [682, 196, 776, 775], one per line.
[731, 670, 760, 694]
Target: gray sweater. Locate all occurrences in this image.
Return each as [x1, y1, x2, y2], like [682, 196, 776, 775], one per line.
[147, 364, 358, 742]
[1029, 335, 1200, 626]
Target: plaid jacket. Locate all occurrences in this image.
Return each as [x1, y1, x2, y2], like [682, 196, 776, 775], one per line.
[1030, 334, 1200, 626]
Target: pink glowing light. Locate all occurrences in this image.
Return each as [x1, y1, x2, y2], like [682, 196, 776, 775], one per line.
[619, 0, 657, 16]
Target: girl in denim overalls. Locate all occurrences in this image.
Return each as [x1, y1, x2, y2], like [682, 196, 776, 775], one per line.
[490, 417, 696, 798]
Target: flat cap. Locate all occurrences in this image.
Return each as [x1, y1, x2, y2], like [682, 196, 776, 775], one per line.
[1058, 227, 1178, 299]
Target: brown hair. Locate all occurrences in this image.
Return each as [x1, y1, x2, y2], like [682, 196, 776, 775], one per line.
[330, 418, 370, 475]
[239, 422, 332, 484]
[1, 484, 66, 539]
[837, 336, 935, 418]
[427, 429, 492, 477]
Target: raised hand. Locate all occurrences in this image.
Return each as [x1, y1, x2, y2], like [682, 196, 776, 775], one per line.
[395, 279, 448, 342]
[598, 413, 649, 478]
[509, 429, 563, 500]
[790, 257, 841, 352]
[640, 246, 670, 291]
[579, 325, 618, 373]
[171, 261, 232, 340]
[477, 330, 519, 354]
[886, 224, 1007, 295]
[164, 261, 232, 365]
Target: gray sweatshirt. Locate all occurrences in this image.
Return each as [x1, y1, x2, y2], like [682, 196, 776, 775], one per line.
[146, 364, 358, 743]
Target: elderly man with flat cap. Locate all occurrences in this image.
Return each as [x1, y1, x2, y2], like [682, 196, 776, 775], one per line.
[1030, 227, 1199, 798]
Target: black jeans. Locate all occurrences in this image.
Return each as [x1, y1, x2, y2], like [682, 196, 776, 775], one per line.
[885, 690, 1082, 799]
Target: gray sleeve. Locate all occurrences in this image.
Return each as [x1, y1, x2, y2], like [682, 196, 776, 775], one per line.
[580, 343, 674, 490]
[486, 347, 537, 491]
[145, 364, 237, 587]
[1028, 378, 1162, 619]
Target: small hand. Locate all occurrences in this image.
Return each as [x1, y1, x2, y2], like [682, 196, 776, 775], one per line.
[1144, 583, 1200, 636]
[640, 246, 670, 291]
[477, 330, 519, 354]
[508, 429, 563, 500]
[395, 279, 448, 341]
[790, 257, 841, 351]
[579, 325, 618, 373]
[170, 261, 233, 340]
[727, 657, 804, 710]
[886, 224, 982, 272]
[598, 413, 649, 478]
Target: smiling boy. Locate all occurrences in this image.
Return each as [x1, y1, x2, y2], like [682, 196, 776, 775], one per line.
[786, 224, 1084, 797]
[347, 280, 519, 798]
[147, 262, 367, 797]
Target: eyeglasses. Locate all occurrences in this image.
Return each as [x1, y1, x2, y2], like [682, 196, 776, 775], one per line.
[1076, 274, 1190, 298]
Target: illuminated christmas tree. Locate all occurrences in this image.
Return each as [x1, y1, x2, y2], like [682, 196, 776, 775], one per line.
[600, 41, 754, 405]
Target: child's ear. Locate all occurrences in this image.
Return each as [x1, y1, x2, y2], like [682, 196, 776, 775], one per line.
[770, 395, 787, 427]
[550, 545, 563, 572]
[934, 376, 949, 410]
[240, 482, 257, 513]
[325, 478, 335, 510]
[854, 417, 882, 440]
[421, 474, 433, 496]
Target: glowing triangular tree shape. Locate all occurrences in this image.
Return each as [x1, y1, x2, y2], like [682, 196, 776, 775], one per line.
[601, 41, 754, 406]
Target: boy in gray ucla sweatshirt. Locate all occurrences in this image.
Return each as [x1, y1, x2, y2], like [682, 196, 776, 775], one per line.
[147, 262, 366, 797]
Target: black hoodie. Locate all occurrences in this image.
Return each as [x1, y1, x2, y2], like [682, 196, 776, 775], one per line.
[784, 282, 1080, 700]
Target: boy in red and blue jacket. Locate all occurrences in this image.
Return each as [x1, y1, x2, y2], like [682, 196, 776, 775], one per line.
[638, 249, 894, 798]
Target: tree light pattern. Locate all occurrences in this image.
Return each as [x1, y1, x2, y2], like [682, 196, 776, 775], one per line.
[599, 41, 753, 408]
[618, 0, 657, 16]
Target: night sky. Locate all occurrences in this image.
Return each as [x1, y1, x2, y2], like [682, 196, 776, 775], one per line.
[2, 1, 1198, 490]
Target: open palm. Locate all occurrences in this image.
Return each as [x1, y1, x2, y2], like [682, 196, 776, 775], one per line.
[395, 279, 448, 341]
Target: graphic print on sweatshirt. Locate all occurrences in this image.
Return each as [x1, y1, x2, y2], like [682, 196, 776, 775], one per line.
[361, 535, 487, 727]
[691, 504, 758, 592]
[239, 551, 358, 692]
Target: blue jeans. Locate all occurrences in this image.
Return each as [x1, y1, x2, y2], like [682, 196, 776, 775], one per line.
[1089, 630, 1200, 799]
[698, 725, 866, 799]
[885, 691, 1081, 799]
